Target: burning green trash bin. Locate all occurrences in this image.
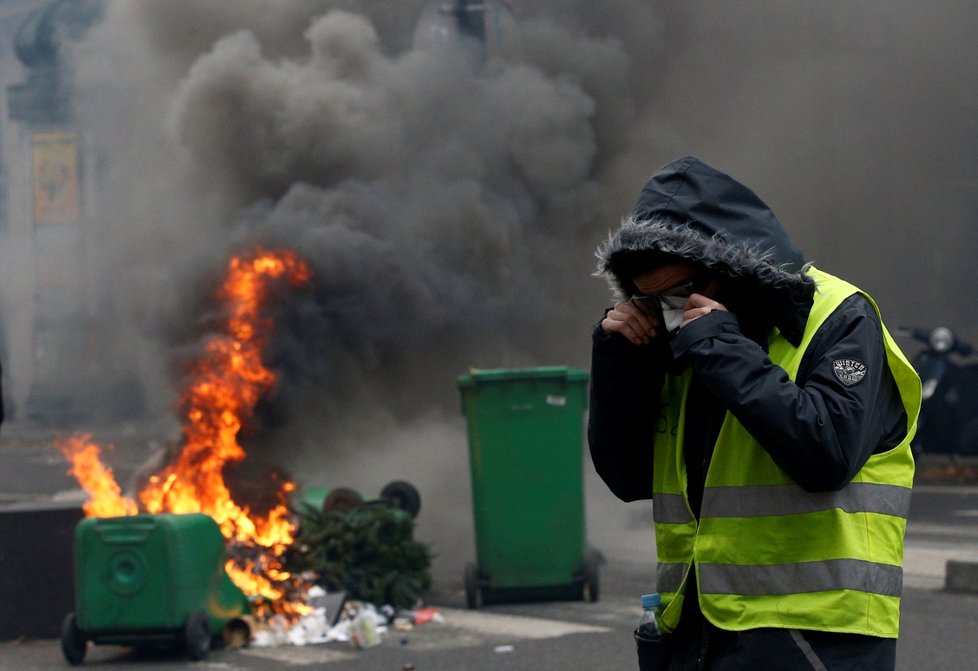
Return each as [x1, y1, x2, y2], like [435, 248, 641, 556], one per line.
[61, 513, 249, 665]
[457, 366, 598, 608]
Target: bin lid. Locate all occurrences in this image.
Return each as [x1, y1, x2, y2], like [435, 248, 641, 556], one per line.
[456, 366, 588, 387]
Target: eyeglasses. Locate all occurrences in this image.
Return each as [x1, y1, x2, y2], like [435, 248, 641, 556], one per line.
[631, 276, 710, 314]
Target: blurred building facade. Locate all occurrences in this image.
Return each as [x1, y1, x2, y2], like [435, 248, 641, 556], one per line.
[0, 0, 124, 425]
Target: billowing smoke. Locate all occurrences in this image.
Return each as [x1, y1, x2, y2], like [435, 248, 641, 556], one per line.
[64, 0, 659, 575]
[58, 2, 978, 576]
[83, 3, 639, 416]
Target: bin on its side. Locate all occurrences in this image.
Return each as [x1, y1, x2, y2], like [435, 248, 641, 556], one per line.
[298, 481, 422, 519]
[62, 513, 249, 664]
[457, 366, 598, 608]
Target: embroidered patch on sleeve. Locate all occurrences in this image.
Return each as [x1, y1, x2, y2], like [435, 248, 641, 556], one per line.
[833, 359, 867, 387]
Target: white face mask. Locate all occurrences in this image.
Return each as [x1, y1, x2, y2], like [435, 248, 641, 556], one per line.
[631, 277, 700, 334]
[659, 301, 686, 333]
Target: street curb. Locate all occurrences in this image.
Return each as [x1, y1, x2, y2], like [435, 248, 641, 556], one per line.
[944, 558, 978, 593]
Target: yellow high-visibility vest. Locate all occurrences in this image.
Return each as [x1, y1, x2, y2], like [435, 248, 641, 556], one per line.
[651, 267, 920, 638]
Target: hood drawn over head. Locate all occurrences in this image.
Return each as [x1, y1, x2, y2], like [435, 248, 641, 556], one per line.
[595, 156, 816, 344]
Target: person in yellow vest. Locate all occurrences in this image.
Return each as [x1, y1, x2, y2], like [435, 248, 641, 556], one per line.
[589, 156, 920, 671]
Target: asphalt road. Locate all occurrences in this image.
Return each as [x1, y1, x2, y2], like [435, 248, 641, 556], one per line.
[1, 570, 976, 670]
[2, 427, 978, 670]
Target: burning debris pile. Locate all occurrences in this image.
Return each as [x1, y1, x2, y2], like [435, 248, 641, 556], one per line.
[288, 495, 432, 610]
[58, 246, 316, 619]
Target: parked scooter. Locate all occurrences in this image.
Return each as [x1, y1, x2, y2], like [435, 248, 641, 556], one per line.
[903, 326, 978, 456]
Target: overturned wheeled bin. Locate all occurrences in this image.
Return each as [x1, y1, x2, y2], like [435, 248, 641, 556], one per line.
[298, 480, 422, 519]
[62, 513, 249, 665]
[457, 366, 599, 608]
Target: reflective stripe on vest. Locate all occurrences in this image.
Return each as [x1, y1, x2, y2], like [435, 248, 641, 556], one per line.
[653, 493, 694, 524]
[657, 562, 689, 593]
[650, 267, 920, 638]
[700, 482, 912, 519]
[698, 558, 903, 598]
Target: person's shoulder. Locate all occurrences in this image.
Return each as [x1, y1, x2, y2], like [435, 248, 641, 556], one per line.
[836, 292, 878, 319]
[814, 292, 882, 343]
[818, 271, 878, 318]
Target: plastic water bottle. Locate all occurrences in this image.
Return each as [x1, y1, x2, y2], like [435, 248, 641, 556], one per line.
[635, 593, 669, 669]
[636, 593, 662, 638]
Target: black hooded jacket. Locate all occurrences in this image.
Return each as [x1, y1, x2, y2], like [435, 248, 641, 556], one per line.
[589, 156, 906, 506]
[588, 157, 908, 668]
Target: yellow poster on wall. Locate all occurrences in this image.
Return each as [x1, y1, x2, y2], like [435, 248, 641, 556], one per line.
[32, 130, 80, 225]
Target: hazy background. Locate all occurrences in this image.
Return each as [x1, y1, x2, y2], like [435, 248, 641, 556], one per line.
[26, 1, 978, 577]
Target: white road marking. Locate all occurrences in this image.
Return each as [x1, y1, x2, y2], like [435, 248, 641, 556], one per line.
[436, 607, 612, 639]
[913, 484, 978, 495]
[907, 520, 978, 538]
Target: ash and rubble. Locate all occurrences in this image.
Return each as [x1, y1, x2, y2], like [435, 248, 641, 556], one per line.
[247, 588, 444, 649]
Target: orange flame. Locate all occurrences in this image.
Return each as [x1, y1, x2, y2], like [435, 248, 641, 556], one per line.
[58, 247, 312, 617]
[57, 435, 138, 518]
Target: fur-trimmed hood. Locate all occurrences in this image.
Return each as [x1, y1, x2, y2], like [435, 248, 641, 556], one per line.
[596, 156, 816, 344]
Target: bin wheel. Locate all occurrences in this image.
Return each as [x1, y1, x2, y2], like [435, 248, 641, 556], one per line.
[183, 610, 211, 661]
[380, 480, 422, 518]
[583, 548, 602, 603]
[323, 487, 364, 514]
[61, 613, 87, 665]
[464, 562, 482, 610]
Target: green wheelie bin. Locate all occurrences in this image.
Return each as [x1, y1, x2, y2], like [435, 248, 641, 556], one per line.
[457, 366, 598, 608]
[61, 513, 249, 665]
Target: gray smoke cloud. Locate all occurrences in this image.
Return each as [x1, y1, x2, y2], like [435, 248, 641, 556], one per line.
[59, 1, 978, 577]
[65, 0, 659, 577]
[67, 3, 630, 421]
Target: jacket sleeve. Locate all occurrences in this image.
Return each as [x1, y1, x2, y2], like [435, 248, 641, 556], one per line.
[669, 295, 906, 492]
[587, 316, 670, 502]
